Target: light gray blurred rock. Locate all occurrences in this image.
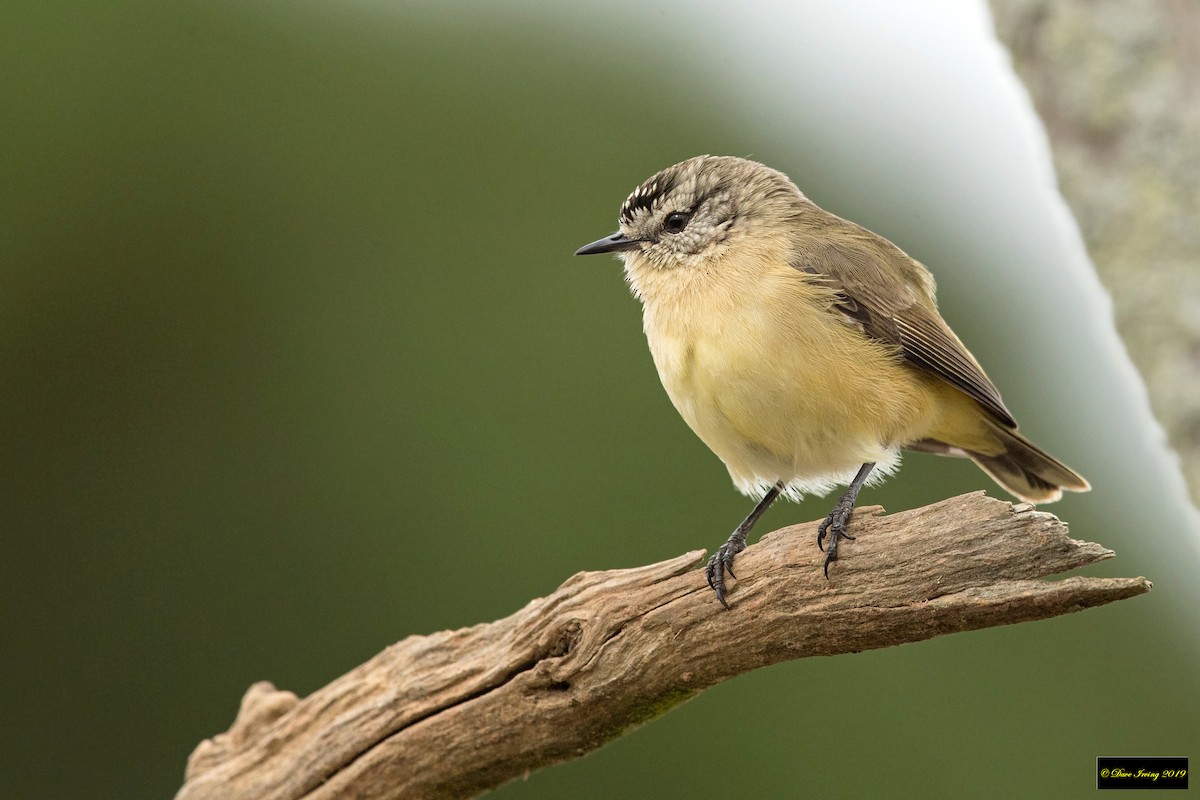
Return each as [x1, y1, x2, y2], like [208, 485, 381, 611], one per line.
[990, 0, 1200, 503]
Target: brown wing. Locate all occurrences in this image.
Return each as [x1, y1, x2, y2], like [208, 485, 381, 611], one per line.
[790, 213, 1017, 428]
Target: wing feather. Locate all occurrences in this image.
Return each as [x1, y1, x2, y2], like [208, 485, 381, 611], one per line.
[790, 213, 1017, 428]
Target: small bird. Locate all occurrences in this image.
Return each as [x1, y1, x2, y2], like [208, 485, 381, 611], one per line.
[576, 155, 1089, 608]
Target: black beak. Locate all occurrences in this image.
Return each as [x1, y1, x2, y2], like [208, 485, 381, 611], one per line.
[574, 231, 644, 256]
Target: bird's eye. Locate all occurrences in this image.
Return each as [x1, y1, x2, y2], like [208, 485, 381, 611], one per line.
[662, 211, 691, 234]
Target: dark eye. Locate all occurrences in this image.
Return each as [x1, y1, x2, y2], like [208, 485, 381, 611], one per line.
[662, 211, 691, 234]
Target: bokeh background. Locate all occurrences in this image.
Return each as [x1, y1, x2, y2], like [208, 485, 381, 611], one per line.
[3, 1, 1197, 798]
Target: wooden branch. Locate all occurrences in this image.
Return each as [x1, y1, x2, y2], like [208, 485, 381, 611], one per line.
[176, 492, 1149, 800]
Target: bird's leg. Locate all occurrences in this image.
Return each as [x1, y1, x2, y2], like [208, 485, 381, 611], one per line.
[705, 481, 784, 609]
[817, 462, 875, 577]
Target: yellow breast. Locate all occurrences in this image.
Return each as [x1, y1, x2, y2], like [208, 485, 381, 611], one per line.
[630, 253, 940, 497]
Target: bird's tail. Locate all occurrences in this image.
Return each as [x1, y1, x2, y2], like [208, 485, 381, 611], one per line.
[967, 420, 1090, 504]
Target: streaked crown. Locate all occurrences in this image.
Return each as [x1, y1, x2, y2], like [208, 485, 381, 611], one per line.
[611, 155, 806, 269]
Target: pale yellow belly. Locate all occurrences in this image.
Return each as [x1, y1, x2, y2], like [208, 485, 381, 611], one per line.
[644, 285, 939, 498]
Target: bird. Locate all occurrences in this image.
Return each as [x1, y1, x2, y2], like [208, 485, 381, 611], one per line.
[575, 155, 1089, 609]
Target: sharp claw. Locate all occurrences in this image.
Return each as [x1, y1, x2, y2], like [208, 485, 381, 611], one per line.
[821, 512, 853, 577]
[710, 563, 731, 610]
[706, 543, 741, 608]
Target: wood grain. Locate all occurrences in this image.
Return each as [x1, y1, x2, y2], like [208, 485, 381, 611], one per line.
[177, 492, 1149, 800]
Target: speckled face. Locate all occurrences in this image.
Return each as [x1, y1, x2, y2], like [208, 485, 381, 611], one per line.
[615, 158, 735, 268]
[615, 155, 799, 269]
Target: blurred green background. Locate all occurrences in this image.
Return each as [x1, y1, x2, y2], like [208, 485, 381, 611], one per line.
[3, 1, 1197, 798]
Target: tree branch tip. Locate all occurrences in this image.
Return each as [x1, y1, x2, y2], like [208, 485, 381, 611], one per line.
[184, 683, 300, 782]
[237, 682, 299, 726]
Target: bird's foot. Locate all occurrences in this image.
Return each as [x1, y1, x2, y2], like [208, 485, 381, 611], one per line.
[703, 482, 785, 609]
[705, 533, 747, 610]
[816, 497, 858, 577]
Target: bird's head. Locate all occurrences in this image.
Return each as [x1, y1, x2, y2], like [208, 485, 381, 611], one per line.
[575, 155, 806, 274]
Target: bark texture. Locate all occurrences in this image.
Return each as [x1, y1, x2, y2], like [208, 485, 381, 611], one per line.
[177, 493, 1147, 800]
[991, 0, 1200, 500]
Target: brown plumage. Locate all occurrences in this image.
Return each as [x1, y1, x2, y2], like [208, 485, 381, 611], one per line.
[576, 155, 1088, 605]
[789, 211, 1086, 502]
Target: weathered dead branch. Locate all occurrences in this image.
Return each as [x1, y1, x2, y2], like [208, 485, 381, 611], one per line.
[177, 492, 1148, 800]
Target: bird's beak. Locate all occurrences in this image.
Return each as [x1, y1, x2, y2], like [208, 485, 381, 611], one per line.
[574, 231, 644, 256]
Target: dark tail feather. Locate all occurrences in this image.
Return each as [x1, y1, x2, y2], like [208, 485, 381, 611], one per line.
[969, 422, 1090, 504]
